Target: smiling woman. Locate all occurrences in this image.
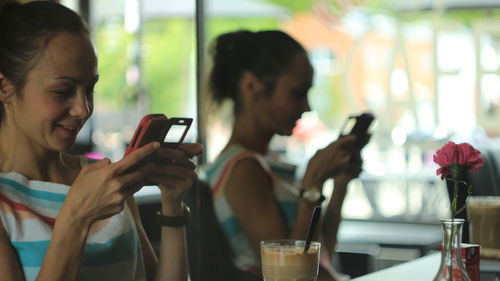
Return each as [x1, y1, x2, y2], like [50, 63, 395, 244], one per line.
[0, 2, 202, 281]
[10, 32, 97, 152]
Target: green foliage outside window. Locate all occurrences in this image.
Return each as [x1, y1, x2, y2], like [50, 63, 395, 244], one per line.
[94, 17, 280, 117]
[143, 19, 196, 116]
[93, 22, 134, 109]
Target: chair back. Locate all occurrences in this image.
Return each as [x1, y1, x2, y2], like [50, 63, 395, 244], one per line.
[185, 179, 261, 281]
[465, 147, 500, 196]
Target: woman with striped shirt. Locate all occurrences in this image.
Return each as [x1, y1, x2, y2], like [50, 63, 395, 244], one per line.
[0, 1, 201, 281]
[205, 30, 369, 280]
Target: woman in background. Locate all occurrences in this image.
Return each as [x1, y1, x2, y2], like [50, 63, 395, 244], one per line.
[205, 30, 369, 281]
[0, 2, 201, 281]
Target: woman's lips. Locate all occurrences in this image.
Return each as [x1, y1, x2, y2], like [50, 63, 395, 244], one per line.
[56, 124, 79, 136]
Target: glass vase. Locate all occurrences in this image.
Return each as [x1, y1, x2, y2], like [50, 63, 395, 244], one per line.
[433, 218, 471, 281]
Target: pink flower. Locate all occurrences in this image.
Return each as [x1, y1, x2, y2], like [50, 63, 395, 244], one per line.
[433, 141, 484, 180]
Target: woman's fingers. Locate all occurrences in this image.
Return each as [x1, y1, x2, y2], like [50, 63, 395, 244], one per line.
[118, 161, 156, 186]
[155, 148, 196, 169]
[178, 143, 203, 158]
[334, 134, 357, 148]
[147, 173, 195, 188]
[121, 181, 147, 198]
[154, 143, 203, 169]
[149, 164, 196, 179]
[81, 158, 112, 174]
[113, 142, 160, 175]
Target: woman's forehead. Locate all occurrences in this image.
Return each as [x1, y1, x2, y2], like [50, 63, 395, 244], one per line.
[35, 33, 97, 78]
[282, 53, 313, 83]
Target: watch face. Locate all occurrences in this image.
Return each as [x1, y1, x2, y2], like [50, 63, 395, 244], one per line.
[304, 189, 321, 201]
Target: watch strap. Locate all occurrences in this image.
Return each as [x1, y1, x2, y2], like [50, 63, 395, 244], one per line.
[155, 203, 190, 227]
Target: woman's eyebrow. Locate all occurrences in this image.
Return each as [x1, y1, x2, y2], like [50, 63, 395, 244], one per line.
[54, 74, 99, 84]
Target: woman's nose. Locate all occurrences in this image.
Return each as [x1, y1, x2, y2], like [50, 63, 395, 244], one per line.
[70, 92, 91, 119]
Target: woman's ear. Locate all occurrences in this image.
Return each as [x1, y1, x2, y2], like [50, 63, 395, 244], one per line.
[239, 71, 265, 102]
[0, 73, 16, 103]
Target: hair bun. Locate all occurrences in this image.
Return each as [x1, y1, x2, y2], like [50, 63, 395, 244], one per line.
[0, 0, 20, 17]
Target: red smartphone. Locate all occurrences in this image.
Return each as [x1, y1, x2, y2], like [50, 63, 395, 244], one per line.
[124, 113, 192, 156]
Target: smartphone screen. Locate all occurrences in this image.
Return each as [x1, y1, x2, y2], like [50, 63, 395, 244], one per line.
[162, 117, 192, 147]
[339, 116, 358, 137]
[164, 123, 189, 143]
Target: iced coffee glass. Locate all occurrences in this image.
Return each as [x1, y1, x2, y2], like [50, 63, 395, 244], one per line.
[260, 239, 320, 281]
[467, 196, 500, 251]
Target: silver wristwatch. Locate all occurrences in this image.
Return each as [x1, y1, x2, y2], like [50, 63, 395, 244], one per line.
[299, 188, 325, 205]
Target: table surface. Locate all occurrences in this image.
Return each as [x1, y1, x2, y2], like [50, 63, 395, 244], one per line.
[352, 252, 500, 281]
[338, 220, 442, 248]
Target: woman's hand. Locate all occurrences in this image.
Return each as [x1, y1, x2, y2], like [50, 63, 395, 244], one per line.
[148, 143, 203, 203]
[334, 150, 363, 184]
[303, 135, 357, 189]
[62, 142, 159, 225]
[334, 133, 371, 184]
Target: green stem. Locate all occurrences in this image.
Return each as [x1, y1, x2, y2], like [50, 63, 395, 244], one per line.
[451, 180, 458, 220]
[449, 181, 458, 279]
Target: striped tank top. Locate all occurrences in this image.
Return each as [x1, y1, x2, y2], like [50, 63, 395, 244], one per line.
[203, 145, 300, 273]
[0, 159, 146, 281]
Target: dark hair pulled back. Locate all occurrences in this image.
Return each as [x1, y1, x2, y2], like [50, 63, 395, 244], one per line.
[209, 30, 306, 114]
[0, 0, 89, 122]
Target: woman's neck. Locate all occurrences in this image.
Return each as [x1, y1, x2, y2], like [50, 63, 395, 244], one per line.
[226, 115, 273, 155]
[0, 133, 78, 184]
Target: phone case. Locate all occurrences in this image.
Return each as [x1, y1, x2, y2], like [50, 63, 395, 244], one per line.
[124, 113, 169, 156]
[339, 112, 375, 139]
[350, 112, 374, 138]
[124, 114, 193, 156]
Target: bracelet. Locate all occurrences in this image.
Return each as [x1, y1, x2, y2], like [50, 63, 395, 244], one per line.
[155, 203, 190, 227]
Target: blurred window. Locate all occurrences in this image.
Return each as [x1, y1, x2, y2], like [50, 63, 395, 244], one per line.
[203, 0, 454, 223]
[86, 0, 198, 161]
[73, 0, 500, 223]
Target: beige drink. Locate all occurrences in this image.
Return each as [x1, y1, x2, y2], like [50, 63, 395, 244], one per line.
[261, 240, 320, 281]
[467, 196, 500, 250]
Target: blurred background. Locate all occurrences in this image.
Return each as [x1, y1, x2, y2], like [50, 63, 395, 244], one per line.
[38, 0, 500, 274]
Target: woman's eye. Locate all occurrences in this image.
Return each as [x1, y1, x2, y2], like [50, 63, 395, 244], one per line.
[53, 90, 72, 96]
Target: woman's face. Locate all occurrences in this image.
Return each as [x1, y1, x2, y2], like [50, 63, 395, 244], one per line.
[257, 52, 313, 136]
[8, 32, 98, 152]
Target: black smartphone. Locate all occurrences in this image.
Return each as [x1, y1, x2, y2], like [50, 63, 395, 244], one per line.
[124, 114, 192, 185]
[339, 112, 375, 142]
[125, 114, 192, 156]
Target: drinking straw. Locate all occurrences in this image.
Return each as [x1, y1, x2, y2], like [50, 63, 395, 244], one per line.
[303, 206, 321, 254]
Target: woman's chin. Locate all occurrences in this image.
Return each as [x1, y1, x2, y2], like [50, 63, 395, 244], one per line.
[51, 139, 78, 152]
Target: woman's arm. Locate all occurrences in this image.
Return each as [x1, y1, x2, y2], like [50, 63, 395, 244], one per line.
[139, 143, 201, 281]
[0, 143, 158, 281]
[37, 143, 159, 281]
[224, 158, 318, 259]
[126, 197, 158, 281]
[321, 178, 349, 260]
[0, 215, 126, 281]
[0, 221, 26, 281]
[128, 195, 189, 281]
[34, 212, 92, 281]
[153, 194, 188, 281]
[321, 147, 364, 259]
